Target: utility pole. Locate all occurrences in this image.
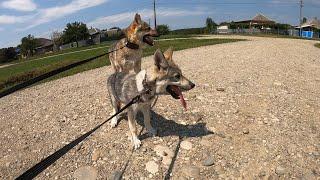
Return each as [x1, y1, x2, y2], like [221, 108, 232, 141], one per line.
[153, 0, 157, 29]
[299, 0, 303, 36]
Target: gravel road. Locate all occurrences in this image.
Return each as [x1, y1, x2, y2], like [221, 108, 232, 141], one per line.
[1, 36, 319, 179]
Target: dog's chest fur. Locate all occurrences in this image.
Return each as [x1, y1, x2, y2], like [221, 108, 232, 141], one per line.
[109, 38, 143, 70]
[107, 71, 156, 104]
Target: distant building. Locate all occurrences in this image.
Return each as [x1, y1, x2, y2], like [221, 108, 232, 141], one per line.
[35, 38, 53, 54]
[298, 18, 320, 31]
[233, 13, 276, 30]
[217, 25, 229, 34]
[106, 27, 122, 37]
[295, 18, 320, 38]
[88, 27, 102, 44]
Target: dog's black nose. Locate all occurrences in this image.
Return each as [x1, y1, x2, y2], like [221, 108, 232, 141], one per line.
[190, 83, 195, 89]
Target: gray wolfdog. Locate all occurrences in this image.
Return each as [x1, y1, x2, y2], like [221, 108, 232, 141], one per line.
[107, 48, 195, 149]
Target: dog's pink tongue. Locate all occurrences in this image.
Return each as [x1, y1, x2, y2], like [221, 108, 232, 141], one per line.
[172, 86, 187, 110]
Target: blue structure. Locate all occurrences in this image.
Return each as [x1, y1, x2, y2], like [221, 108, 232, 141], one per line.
[301, 31, 314, 38]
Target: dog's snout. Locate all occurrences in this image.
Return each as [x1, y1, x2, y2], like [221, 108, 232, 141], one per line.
[190, 82, 195, 89]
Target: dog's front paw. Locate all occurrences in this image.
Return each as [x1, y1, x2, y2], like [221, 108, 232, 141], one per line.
[110, 117, 118, 128]
[132, 136, 141, 150]
[147, 127, 157, 136]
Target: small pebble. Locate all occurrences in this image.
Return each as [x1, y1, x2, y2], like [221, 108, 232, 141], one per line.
[243, 128, 249, 134]
[275, 166, 286, 176]
[216, 87, 225, 92]
[258, 171, 266, 177]
[203, 156, 215, 166]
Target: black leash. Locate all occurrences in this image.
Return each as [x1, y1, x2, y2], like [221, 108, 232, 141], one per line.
[16, 95, 141, 180]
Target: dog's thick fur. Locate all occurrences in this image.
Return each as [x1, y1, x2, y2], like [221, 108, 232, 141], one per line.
[107, 48, 195, 149]
[109, 13, 157, 73]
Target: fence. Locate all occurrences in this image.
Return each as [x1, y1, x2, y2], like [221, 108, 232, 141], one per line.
[218, 28, 320, 39]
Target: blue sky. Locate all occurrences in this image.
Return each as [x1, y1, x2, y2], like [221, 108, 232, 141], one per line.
[0, 0, 319, 48]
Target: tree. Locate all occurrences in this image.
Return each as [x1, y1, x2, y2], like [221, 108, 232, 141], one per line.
[62, 22, 89, 47]
[205, 17, 217, 34]
[0, 47, 17, 63]
[20, 34, 38, 58]
[156, 24, 170, 35]
[302, 17, 307, 23]
[51, 31, 63, 52]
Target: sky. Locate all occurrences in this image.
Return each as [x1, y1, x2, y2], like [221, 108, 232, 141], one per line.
[0, 0, 319, 48]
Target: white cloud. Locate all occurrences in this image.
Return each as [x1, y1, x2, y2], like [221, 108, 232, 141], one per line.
[88, 8, 205, 29]
[23, 0, 108, 29]
[1, 0, 37, 12]
[0, 0, 108, 29]
[0, 15, 32, 24]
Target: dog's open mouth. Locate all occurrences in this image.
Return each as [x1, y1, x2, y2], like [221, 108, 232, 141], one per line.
[166, 85, 187, 110]
[143, 35, 154, 46]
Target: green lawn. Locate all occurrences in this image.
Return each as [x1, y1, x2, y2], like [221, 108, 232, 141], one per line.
[0, 34, 195, 66]
[0, 41, 114, 66]
[0, 38, 244, 92]
[315, 43, 320, 48]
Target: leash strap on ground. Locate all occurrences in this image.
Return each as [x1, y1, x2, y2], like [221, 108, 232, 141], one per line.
[16, 95, 141, 180]
[0, 46, 125, 99]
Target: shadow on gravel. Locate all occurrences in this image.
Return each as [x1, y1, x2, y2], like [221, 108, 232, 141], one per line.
[138, 111, 213, 140]
[114, 111, 212, 180]
[136, 111, 213, 180]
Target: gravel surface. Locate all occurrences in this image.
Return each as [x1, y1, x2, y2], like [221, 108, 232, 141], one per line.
[1, 36, 320, 179]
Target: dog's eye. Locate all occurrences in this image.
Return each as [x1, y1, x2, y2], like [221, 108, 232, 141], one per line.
[174, 74, 181, 80]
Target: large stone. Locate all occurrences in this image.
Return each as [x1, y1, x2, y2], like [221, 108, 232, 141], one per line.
[181, 165, 200, 178]
[73, 166, 98, 180]
[180, 140, 192, 150]
[275, 166, 286, 176]
[146, 161, 159, 174]
[162, 156, 173, 166]
[110, 171, 122, 180]
[91, 149, 100, 161]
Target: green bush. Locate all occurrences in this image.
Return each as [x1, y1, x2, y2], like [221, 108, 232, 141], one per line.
[157, 24, 170, 35]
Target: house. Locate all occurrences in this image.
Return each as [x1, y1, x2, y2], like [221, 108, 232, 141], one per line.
[88, 27, 102, 44]
[300, 18, 320, 31]
[35, 38, 53, 54]
[295, 18, 320, 38]
[107, 27, 122, 37]
[217, 25, 229, 34]
[233, 13, 276, 31]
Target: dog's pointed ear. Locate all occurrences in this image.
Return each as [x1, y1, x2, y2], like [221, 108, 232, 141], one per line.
[154, 49, 168, 70]
[134, 13, 142, 24]
[163, 47, 173, 61]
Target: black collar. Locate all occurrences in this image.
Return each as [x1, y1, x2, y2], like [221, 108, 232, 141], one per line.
[125, 40, 140, 50]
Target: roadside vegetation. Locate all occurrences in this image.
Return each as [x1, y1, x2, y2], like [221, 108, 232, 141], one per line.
[0, 38, 244, 92]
